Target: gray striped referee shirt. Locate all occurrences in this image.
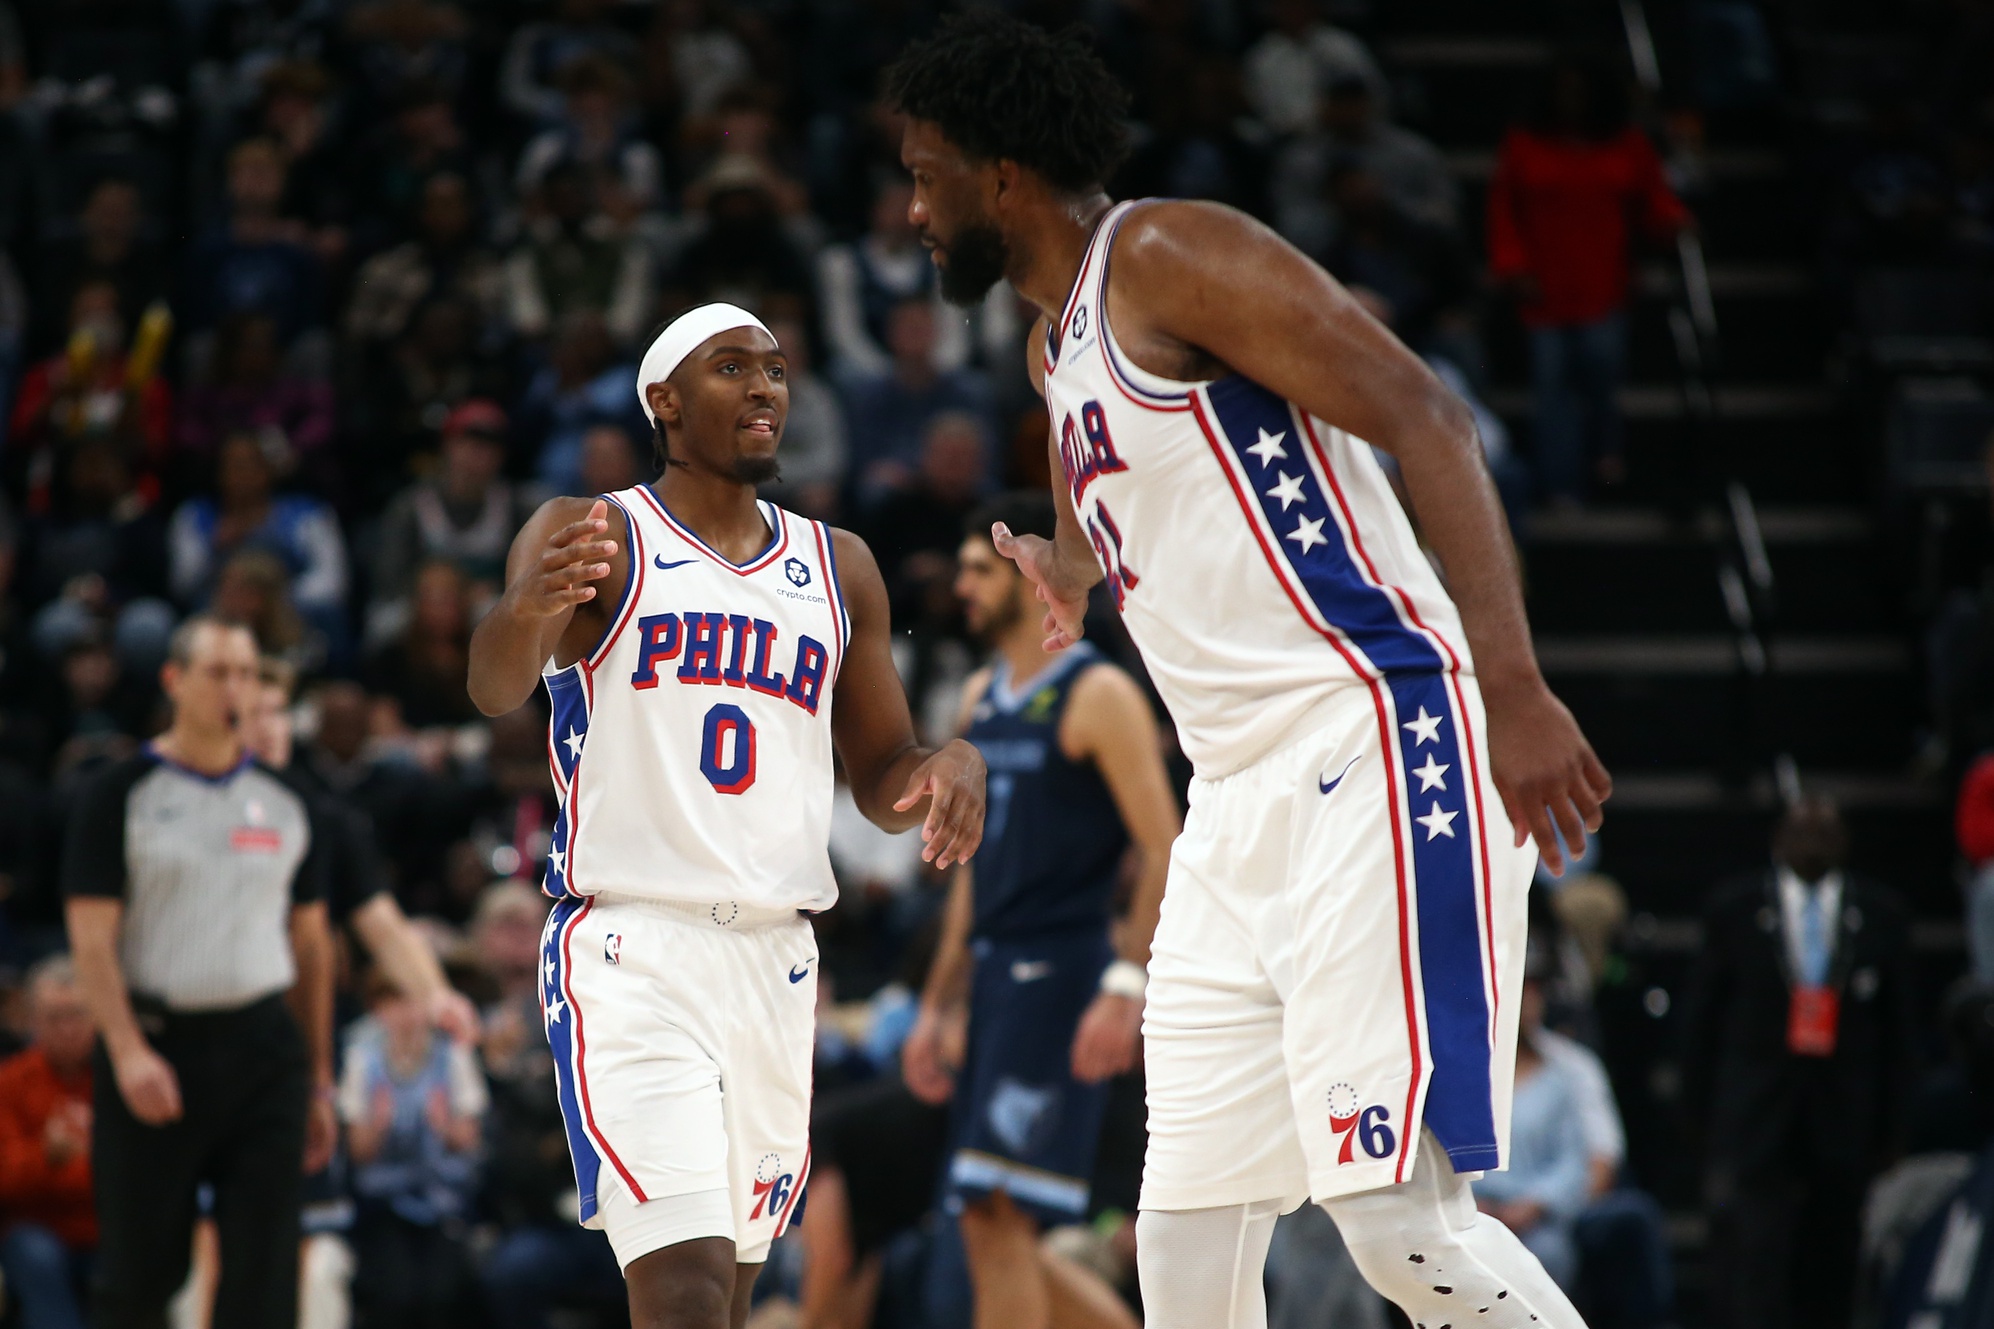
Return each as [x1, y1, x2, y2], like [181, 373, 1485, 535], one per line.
[63, 748, 326, 1012]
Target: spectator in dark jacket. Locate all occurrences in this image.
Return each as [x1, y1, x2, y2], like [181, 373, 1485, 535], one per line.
[369, 400, 541, 647]
[1679, 797, 1917, 1329]
[182, 137, 325, 348]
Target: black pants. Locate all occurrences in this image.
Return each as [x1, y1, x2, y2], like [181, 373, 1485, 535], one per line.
[350, 1210, 480, 1329]
[91, 995, 308, 1329]
[1707, 1164, 1866, 1329]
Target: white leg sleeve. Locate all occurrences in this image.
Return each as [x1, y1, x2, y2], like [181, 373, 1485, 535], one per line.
[1135, 1199, 1283, 1329]
[1320, 1131, 1587, 1329]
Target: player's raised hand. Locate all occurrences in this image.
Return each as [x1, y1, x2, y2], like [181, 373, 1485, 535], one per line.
[1071, 992, 1142, 1083]
[516, 499, 618, 616]
[992, 522, 1090, 652]
[1483, 677, 1612, 876]
[893, 738, 987, 869]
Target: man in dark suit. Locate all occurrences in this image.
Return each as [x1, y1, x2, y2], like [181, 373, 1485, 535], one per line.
[1680, 796, 1917, 1329]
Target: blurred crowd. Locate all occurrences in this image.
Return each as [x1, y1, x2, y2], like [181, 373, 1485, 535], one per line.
[0, 0, 1988, 1326]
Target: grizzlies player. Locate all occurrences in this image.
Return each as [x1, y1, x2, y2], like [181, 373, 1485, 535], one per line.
[467, 304, 986, 1329]
[903, 494, 1178, 1329]
[887, 18, 1613, 1329]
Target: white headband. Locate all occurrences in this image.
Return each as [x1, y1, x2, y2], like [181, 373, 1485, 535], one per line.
[635, 303, 775, 424]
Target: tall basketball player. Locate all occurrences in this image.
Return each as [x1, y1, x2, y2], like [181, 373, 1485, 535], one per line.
[467, 304, 986, 1329]
[886, 17, 1612, 1329]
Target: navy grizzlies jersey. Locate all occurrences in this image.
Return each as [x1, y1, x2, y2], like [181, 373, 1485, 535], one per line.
[964, 644, 1128, 939]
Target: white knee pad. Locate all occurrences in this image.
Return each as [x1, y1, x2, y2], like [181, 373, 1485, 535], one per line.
[1135, 1200, 1283, 1329]
[1319, 1132, 1586, 1329]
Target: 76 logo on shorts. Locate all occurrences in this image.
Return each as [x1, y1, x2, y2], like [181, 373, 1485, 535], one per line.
[1326, 1083, 1397, 1164]
[750, 1153, 794, 1221]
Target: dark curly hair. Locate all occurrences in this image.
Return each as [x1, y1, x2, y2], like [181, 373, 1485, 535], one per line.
[884, 11, 1131, 193]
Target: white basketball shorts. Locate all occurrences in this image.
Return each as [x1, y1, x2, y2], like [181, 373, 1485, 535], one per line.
[540, 893, 817, 1265]
[1139, 673, 1536, 1212]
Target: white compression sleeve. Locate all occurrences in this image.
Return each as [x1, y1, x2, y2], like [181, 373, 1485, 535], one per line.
[1135, 1200, 1283, 1329]
[1319, 1131, 1587, 1329]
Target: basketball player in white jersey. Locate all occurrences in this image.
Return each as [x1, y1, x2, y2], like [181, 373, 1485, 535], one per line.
[467, 304, 987, 1329]
[885, 16, 1613, 1329]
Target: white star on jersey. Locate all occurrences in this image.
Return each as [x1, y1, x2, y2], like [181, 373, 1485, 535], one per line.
[1286, 515, 1328, 554]
[1247, 428, 1288, 467]
[544, 958, 556, 984]
[1266, 471, 1307, 511]
[1402, 706, 1445, 745]
[564, 727, 585, 761]
[545, 995, 566, 1024]
[1415, 801, 1459, 841]
[548, 846, 566, 878]
[1412, 754, 1450, 791]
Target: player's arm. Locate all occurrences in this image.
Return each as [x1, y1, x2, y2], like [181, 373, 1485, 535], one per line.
[351, 893, 479, 1041]
[997, 317, 1104, 651]
[288, 900, 337, 1171]
[1063, 664, 1181, 1082]
[466, 496, 624, 716]
[827, 529, 986, 868]
[903, 864, 975, 1104]
[1117, 201, 1611, 870]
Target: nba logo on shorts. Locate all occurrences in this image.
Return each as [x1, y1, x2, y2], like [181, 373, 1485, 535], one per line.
[1326, 1082, 1397, 1164]
[603, 933, 622, 965]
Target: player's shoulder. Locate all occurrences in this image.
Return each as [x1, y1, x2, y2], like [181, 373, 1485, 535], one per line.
[1062, 654, 1155, 743]
[1068, 653, 1147, 708]
[1112, 198, 1277, 272]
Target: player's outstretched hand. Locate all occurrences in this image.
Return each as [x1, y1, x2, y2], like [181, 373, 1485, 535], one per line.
[1483, 677, 1612, 876]
[516, 499, 618, 616]
[902, 1005, 963, 1104]
[992, 522, 1090, 652]
[893, 739, 986, 869]
[1071, 993, 1142, 1083]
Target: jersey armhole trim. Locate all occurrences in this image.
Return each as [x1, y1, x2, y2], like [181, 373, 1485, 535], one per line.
[577, 492, 646, 672]
[813, 521, 851, 683]
[1094, 202, 1197, 412]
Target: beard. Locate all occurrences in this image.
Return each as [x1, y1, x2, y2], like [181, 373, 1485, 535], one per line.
[732, 454, 781, 485]
[970, 583, 1027, 643]
[936, 221, 1010, 306]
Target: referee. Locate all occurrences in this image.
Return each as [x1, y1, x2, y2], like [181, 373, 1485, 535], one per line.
[63, 615, 335, 1328]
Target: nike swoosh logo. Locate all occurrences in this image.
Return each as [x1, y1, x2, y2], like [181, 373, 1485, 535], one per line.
[788, 965, 809, 983]
[1318, 755, 1361, 796]
[654, 555, 698, 570]
[1010, 960, 1052, 983]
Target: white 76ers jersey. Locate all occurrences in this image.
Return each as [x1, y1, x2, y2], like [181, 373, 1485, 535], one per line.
[1042, 200, 1473, 778]
[541, 488, 848, 910]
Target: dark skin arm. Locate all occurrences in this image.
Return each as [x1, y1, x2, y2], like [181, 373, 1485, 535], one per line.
[466, 498, 983, 859]
[828, 528, 986, 866]
[1001, 201, 1610, 869]
[467, 496, 624, 715]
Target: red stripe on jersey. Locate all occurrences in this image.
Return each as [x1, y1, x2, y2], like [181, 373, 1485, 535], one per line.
[559, 899, 646, 1200]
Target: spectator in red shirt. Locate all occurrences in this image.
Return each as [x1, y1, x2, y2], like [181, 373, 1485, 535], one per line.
[0, 954, 98, 1329]
[1487, 58, 1691, 506]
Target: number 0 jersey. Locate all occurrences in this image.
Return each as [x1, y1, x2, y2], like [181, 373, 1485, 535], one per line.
[1041, 199, 1473, 779]
[541, 488, 848, 911]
